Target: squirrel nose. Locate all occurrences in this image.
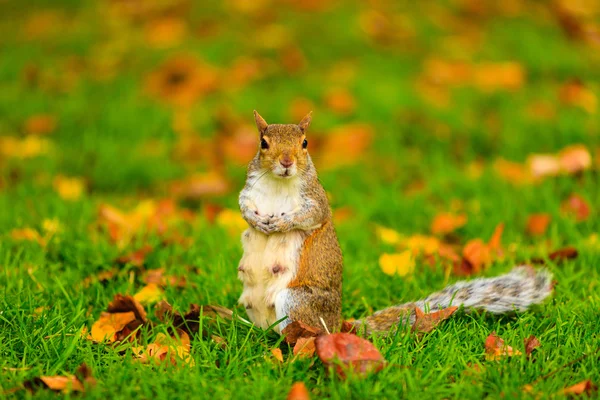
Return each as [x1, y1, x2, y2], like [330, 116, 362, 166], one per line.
[280, 158, 294, 169]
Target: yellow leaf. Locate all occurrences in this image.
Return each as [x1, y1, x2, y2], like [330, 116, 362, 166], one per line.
[374, 225, 402, 245]
[133, 283, 164, 305]
[0, 135, 51, 159]
[379, 251, 415, 276]
[216, 209, 247, 237]
[53, 175, 85, 201]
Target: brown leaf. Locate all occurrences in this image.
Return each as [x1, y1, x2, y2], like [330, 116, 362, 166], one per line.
[116, 244, 154, 267]
[155, 301, 235, 336]
[562, 380, 597, 396]
[287, 382, 311, 400]
[315, 333, 386, 379]
[531, 246, 579, 265]
[485, 332, 521, 360]
[561, 194, 591, 222]
[293, 337, 317, 359]
[526, 214, 552, 236]
[24, 364, 95, 394]
[282, 321, 322, 345]
[523, 335, 541, 356]
[412, 306, 458, 333]
[431, 213, 467, 235]
[462, 239, 490, 273]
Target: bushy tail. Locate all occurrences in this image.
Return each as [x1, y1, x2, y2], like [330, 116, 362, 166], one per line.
[353, 266, 553, 334]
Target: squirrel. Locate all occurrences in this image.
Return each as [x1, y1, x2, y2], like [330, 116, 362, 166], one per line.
[237, 111, 553, 335]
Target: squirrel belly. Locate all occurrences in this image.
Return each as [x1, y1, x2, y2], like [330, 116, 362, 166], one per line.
[238, 227, 307, 332]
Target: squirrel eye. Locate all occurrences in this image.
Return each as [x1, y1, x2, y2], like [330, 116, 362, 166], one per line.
[302, 139, 308, 149]
[260, 138, 269, 150]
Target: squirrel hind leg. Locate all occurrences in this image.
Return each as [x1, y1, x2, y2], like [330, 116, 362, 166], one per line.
[274, 287, 342, 334]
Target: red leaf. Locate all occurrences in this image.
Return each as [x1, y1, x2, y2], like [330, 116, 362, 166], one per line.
[561, 194, 591, 222]
[315, 333, 385, 379]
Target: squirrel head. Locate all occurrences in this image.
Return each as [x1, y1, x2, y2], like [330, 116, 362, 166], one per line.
[253, 110, 312, 179]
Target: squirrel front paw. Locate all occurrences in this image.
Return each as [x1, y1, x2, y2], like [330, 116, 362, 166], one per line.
[261, 214, 293, 234]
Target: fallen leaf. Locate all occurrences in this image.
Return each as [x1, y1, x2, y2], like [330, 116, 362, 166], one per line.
[412, 306, 458, 333]
[23, 364, 95, 394]
[462, 239, 491, 273]
[282, 321, 321, 345]
[524, 335, 541, 356]
[155, 301, 237, 336]
[145, 17, 187, 48]
[271, 348, 284, 363]
[215, 208, 247, 237]
[143, 268, 187, 288]
[528, 154, 561, 179]
[116, 245, 154, 267]
[10, 228, 46, 246]
[431, 213, 467, 235]
[485, 332, 521, 360]
[493, 158, 531, 185]
[0, 135, 52, 159]
[324, 88, 356, 115]
[526, 214, 552, 236]
[133, 283, 164, 305]
[145, 55, 219, 107]
[317, 124, 373, 170]
[558, 145, 592, 174]
[293, 337, 316, 358]
[133, 331, 194, 367]
[562, 380, 597, 396]
[89, 294, 147, 343]
[287, 382, 311, 400]
[559, 80, 597, 114]
[548, 247, 579, 262]
[315, 333, 386, 379]
[374, 225, 403, 245]
[379, 251, 415, 276]
[24, 114, 57, 135]
[561, 194, 591, 222]
[169, 173, 230, 200]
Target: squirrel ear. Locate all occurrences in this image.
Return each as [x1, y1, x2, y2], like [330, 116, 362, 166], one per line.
[298, 111, 312, 132]
[253, 110, 268, 135]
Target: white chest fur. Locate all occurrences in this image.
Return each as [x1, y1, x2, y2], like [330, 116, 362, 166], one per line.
[238, 175, 305, 332]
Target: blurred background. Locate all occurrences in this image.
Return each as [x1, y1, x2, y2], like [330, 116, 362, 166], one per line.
[0, 0, 598, 264]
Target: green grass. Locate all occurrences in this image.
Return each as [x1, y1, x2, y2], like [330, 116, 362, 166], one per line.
[1, 1, 599, 398]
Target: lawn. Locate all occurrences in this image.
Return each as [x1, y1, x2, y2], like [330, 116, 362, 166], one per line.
[1, 0, 599, 398]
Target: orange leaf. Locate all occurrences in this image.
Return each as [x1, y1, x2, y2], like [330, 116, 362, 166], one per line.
[317, 124, 373, 170]
[287, 382, 311, 400]
[315, 333, 385, 379]
[271, 348, 284, 363]
[562, 380, 597, 396]
[463, 239, 490, 273]
[558, 144, 592, 174]
[412, 306, 458, 333]
[431, 213, 467, 235]
[24, 114, 57, 135]
[293, 337, 316, 358]
[485, 332, 521, 360]
[526, 214, 551, 236]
